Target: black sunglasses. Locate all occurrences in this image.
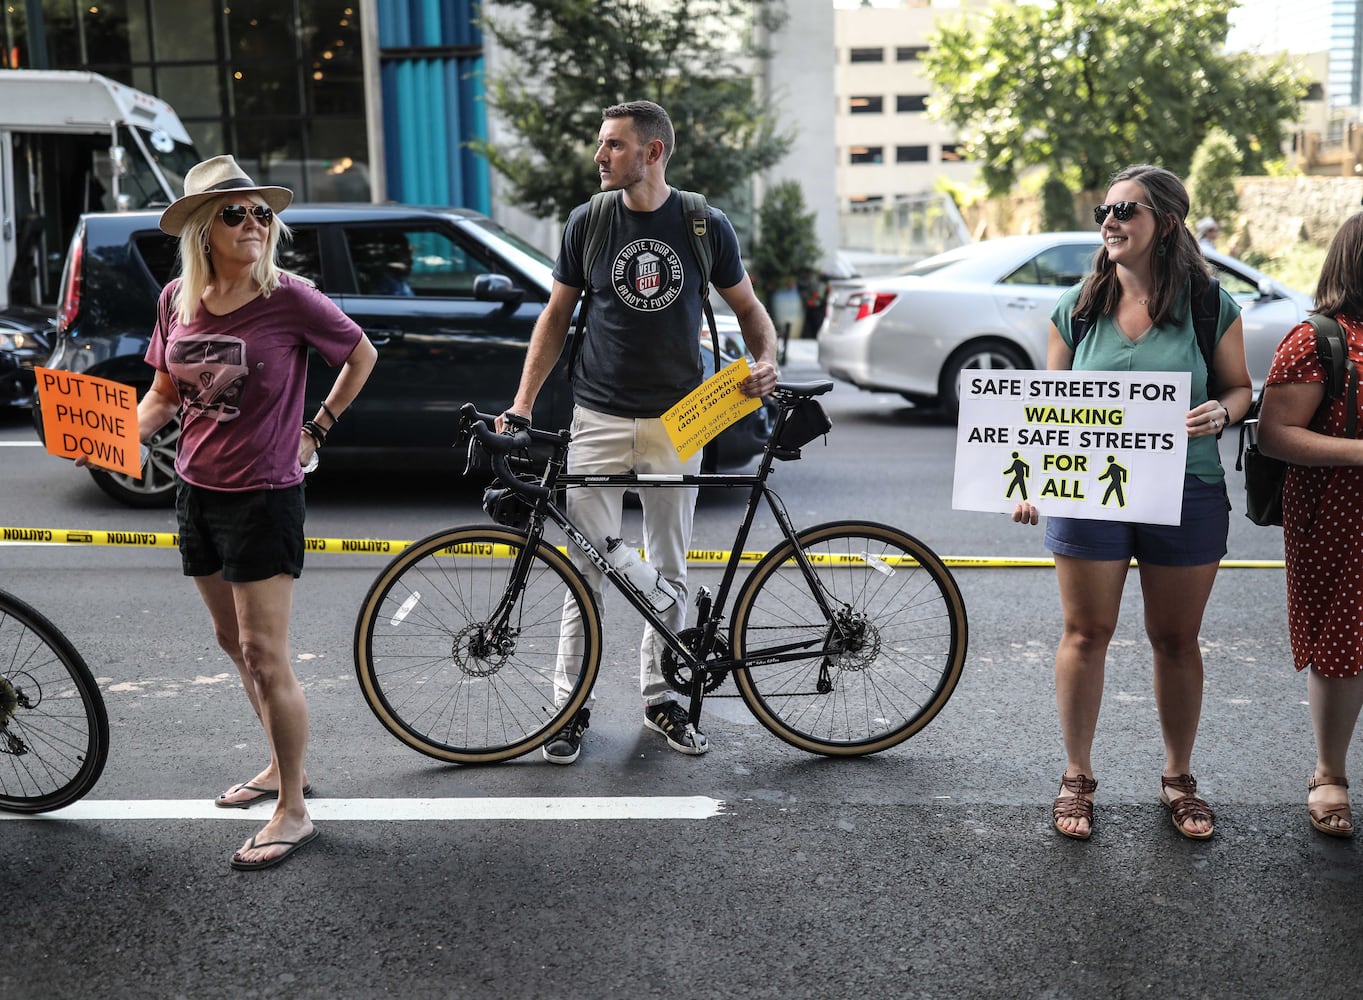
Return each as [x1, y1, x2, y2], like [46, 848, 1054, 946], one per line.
[219, 204, 274, 228]
[1093, 201, 1157, 225]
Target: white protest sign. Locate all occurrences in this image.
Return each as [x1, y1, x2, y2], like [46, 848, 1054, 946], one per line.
[952, 370, 1191, 525]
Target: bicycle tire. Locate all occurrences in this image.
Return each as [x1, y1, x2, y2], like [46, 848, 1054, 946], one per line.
[730, 521, 967, 756]
[0, 590, 110, 812]
[353, 525, 601, 764]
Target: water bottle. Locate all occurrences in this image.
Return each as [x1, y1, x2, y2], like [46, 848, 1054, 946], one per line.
[604, 537, 676, 612]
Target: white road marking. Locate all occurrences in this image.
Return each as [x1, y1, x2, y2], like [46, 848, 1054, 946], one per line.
[0, 795, 727, 822]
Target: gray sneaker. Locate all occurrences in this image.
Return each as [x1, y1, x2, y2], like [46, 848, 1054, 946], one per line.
[542, 708, 590, 764]
[643, 700, 708, 755]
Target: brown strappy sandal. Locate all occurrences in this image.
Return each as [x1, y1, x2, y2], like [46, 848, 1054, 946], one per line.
[1053, 773, 1098, 840]
[1307, 775, 1354, 838]
[1160, 773, 1215, 840]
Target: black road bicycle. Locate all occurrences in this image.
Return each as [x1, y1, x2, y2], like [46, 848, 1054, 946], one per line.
[353, 381, 967, 763]
[0, 588, 109, 812]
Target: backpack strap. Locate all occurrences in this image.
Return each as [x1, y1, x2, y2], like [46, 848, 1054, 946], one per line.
[565, 191, 619, 383]
[678, 189, 723, 371]
[1307, 314, 1357, 437]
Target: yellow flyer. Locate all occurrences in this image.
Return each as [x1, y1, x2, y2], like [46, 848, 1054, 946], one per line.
[662, 358, 761, 461]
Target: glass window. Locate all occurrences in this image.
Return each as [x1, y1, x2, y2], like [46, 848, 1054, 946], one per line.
[849, 47, 883, 63]
[849, 96, 883, 114]
[134, 231, 181, 286]
[304, 117, 372, 200]
[895, 145, 929, 163]
[345, 227, 492, 298]
[153, 0, 216, 61]
[155, 65, 225, 120]
[1, 4, 31, 68]
[277, 227, 323, 287]
[229, 60, 302, 118]
[1002, 245, 1095, 288]
[303, 0, 363, 116]
[896, 46, 928, 62]
[941, 144, 963, 161]
[896, 94, 928, 113]
[849, 147, 884, 165]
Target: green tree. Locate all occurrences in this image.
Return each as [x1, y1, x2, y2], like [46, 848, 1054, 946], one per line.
[750, 179, 821, 304]
[1040, 173, 1078, 231]
[923, 0, 1308, 198]
[1187, 128, 1242, 225]
[478, 0, 792, 222]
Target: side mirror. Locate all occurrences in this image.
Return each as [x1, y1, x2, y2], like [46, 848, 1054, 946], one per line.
[1257, 277, 1277, 299]
[473, 273, 524, 304]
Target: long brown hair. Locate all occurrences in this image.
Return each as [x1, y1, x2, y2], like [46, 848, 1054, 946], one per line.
[1313, 211, 1363, 321]
[1073, 164, 1211, 327]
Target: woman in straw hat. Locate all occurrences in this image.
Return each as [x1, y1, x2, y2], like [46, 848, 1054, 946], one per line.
[137, 154, 376, 870]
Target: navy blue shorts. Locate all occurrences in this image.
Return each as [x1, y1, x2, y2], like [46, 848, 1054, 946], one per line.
[1044, 475, 1229, 566]
[176, 482, 305, 582]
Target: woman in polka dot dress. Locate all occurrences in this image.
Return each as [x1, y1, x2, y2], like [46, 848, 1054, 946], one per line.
[1258, 212, 1363, 838]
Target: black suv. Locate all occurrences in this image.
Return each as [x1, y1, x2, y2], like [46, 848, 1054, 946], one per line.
[38, 204, 773, 506]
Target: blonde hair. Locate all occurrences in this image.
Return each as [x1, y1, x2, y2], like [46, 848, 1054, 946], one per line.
[171, 195, 302, 326]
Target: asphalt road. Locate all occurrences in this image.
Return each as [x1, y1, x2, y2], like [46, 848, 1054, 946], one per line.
[1, 343, 1358, 999]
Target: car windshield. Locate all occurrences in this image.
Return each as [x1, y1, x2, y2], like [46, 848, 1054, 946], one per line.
[470, 219, 554, 278]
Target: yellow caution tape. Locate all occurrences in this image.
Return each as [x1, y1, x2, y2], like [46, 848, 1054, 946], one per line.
[0, 526, 1288, 569]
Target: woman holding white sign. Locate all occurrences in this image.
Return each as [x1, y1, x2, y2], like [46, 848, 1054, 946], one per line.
[1012, 164, 1252, 841]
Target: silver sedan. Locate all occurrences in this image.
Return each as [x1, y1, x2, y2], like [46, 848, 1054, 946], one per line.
[818, 232, 1311, 416]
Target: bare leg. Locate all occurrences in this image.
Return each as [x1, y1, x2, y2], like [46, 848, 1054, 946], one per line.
[1139, 560, 1219, 837]
[1051, 555, 1128, 837]
[1308, 668, 1363, 833]
[195, 574, 308, 802]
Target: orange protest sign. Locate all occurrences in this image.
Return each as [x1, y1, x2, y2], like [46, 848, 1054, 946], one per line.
[34, 367, 142, 478]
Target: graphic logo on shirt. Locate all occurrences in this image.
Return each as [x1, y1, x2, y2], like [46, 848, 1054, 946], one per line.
[167, 334, 248, 422]
[611, 238, 685, 312]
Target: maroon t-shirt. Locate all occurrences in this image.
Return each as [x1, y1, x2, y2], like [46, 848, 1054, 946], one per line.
[145, 275, 362, 491]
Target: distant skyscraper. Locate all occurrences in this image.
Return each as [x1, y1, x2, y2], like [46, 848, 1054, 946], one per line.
[1329, 0, 1363, 106]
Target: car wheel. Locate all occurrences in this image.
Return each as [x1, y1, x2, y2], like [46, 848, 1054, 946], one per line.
[939, 340, 1030, 418]
[88, 413, 180, 508]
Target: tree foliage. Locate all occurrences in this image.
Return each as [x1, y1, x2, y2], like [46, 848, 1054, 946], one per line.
[478, 0, 792, 221]
[750, 180, 822, 302]
[922, 0, 1309, 198]
[1187, 127, 1242, 224]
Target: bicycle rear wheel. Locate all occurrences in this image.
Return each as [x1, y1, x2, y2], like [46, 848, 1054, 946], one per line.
[730, 521, 967, 756]
[0, 590, 110, 813]
[354, 526, 600, 763]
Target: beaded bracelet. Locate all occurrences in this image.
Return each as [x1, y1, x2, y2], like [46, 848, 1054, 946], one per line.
[302, 419, 327, 448]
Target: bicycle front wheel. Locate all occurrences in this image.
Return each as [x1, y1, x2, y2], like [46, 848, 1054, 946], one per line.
[730, 521, 967, 756]
[354, 526, 601, 763]
[0, 590, 110, 813]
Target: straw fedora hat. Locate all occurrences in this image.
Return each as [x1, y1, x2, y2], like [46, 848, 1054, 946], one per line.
[158, 154, 293, 236]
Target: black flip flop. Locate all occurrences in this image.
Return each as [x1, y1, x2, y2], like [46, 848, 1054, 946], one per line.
[230, 828, 321, 871]
[214, 781, 313, 809]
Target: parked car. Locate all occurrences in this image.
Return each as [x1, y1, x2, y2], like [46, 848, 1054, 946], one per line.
[36, 204, 774, 506]
[0, 307, 54, 408]
[818, 232, 1312, 416]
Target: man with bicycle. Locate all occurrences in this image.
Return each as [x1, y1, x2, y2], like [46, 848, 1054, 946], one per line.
[498, 99, 779, 763]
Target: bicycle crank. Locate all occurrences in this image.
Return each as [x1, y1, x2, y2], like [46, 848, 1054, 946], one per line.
[661, 627, 730, 694]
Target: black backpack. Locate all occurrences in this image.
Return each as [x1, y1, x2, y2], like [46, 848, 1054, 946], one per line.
[564, 188, 721, 382]
[1236, 314, 1357, 526]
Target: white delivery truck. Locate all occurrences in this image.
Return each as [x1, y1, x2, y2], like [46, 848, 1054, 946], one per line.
[0, 69, 198, 313]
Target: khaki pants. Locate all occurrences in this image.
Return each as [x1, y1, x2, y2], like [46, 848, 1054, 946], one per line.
[553, 405, 702, 707]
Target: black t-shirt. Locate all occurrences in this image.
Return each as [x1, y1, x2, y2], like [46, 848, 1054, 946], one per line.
[553, 188, 745, 417]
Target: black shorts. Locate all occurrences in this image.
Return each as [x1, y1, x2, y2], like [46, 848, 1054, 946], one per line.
[1043, 475, 1229, 567]
[176, 482, 305, 582]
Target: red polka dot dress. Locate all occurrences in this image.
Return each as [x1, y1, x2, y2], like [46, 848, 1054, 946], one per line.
[1265, 315, 1363, 677]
